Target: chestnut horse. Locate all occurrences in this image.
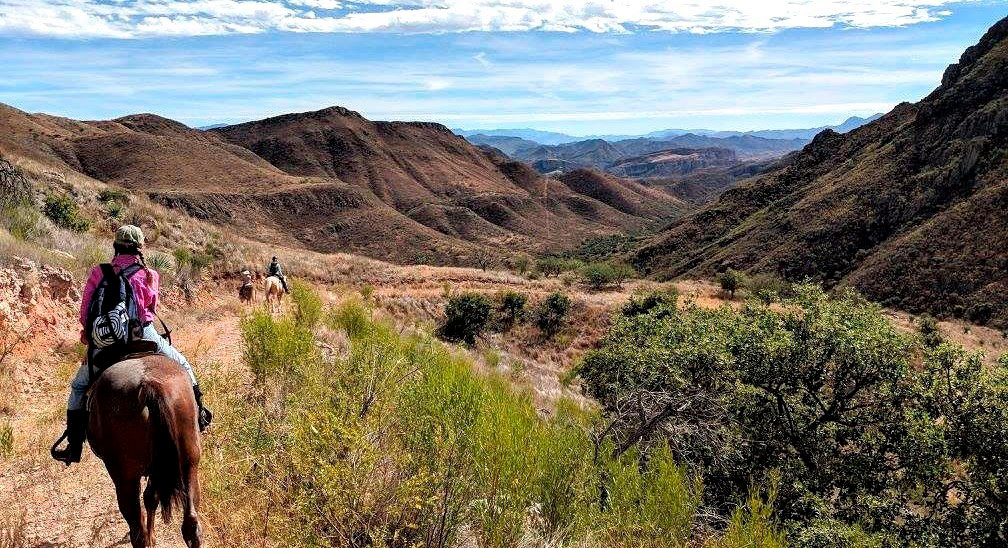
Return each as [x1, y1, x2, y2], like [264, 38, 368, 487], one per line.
[264, 275, 284, 313]
[88, 355, 203, 547]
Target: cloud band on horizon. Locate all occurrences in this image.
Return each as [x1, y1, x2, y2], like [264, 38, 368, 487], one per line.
[0, 0, 979, 39]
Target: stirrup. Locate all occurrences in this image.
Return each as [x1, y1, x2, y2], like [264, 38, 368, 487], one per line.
[50, 431, 76, 465]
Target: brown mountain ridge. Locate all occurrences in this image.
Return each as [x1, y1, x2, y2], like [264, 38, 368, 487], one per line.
[0, 103, 685, 265]
[634, 15, 1008, 327]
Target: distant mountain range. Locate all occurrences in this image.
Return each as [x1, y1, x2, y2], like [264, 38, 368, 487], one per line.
[454, 115, 882, 147]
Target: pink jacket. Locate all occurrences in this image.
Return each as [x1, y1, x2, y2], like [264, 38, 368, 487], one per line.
[79, 255, 160, 328]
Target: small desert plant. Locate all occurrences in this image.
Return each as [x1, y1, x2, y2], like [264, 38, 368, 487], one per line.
[173, 248, 192, 271]
[360, 284, 374, 302]
[536, 292, 571, 337]
[437, 292, 493, 345]
[510, 253, 532, 275]
[918, 315, 943, 348]
[718, 268, 746, 298]
[97, 188, 130, 205]
[145, 252, 174, 273]
[496, 291, 527, 330]
[189, 252, 213, 278]
[328, 300, 370, 339]
[291, 279, 323, 330]
[106, 201, 126, 219]
[43, 192, 89, 233]
[0, 420, 12, 458]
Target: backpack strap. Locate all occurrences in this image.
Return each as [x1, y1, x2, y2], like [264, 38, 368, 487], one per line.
[99, 263, 117, 282]
[120, 263, 143, 279]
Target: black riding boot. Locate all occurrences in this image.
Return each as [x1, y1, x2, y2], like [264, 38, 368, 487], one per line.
[193, 385, 213, 432]
[51, 409, 88, 464]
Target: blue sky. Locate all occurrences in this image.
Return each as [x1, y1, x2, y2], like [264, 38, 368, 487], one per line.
[0, 1, 1005, 135]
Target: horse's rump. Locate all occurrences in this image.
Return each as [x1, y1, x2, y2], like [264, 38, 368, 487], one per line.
[238, 284, 253, 300]
[89, 356, 199, 524]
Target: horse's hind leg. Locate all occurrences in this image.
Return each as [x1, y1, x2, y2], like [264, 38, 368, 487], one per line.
[180, 463, 203, 548]
[113, 473, 146, 547]
[142, 482, 158, 546]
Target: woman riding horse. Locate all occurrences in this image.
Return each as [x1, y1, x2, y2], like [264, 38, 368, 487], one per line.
[51, 225, 212, 465]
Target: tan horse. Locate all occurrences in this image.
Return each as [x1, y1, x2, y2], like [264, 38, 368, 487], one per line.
[88, 356, 203, 547]
[264, 275, 284, 313]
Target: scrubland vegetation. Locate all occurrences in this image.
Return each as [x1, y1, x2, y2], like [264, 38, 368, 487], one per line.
[200, 285, 783, 547]
[576, 284, 1008, 546]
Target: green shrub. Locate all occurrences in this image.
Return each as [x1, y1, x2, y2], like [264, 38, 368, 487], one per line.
[918, 314, 943, 348]
[189, 252, 213, 275]
[106, 201, 125, 219]
[601, 445, 702, 544]
[359, 284, 374, 302]
[240, 309, 318, 388]
[0, 420, 11, 458]
[437, 292, 492, 345]
[97, 188, 130, 205]
[172, 248, 192, 270]
[622, 289, 678, 317]
[537, 256, 582, 277]
[718, 268, 746, 298]
[495, 290, 527, 330]
[328, 300, 370, 339]
[747, 273, 792, 303]
[576, 284, 1008, 545]
[509, 253, 532, 275]
[290, 279, 323, 330]
[580, 261, 636, 290]
[3, 206, 44, 241]
[43, 192, 89, 233]
[207, 283, 781, 547]
[536, 292, 571, 337]
[573, 233, 635, 262]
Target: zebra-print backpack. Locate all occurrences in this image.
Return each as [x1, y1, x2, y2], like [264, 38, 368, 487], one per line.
[85, 263, 143, 372]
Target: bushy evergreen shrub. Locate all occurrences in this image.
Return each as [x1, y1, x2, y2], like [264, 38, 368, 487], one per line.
[42, 192, 89, 233]
[437, 292, 492, 345]
[536, 292, 571, 337]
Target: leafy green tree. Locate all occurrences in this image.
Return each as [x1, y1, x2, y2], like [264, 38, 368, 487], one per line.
[581, 261, 636, 290]
[717, 268, 745, 298]
[437, 292, 492, 345]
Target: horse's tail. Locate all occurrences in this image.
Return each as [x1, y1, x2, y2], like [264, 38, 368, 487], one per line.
[142, 383, 186, 524]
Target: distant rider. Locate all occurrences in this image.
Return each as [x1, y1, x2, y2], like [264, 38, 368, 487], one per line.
[51, 225, 213, 465]
[268, 256, 289, 293]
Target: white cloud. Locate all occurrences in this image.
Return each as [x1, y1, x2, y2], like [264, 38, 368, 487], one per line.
[0, 0, 983, 38]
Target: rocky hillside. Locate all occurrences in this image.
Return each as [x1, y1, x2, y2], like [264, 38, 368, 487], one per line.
[634, 16, 1008, 327]
[0, 104, 685, 265]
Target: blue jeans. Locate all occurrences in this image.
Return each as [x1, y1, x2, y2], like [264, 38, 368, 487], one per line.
[67, 324, 197, 411]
